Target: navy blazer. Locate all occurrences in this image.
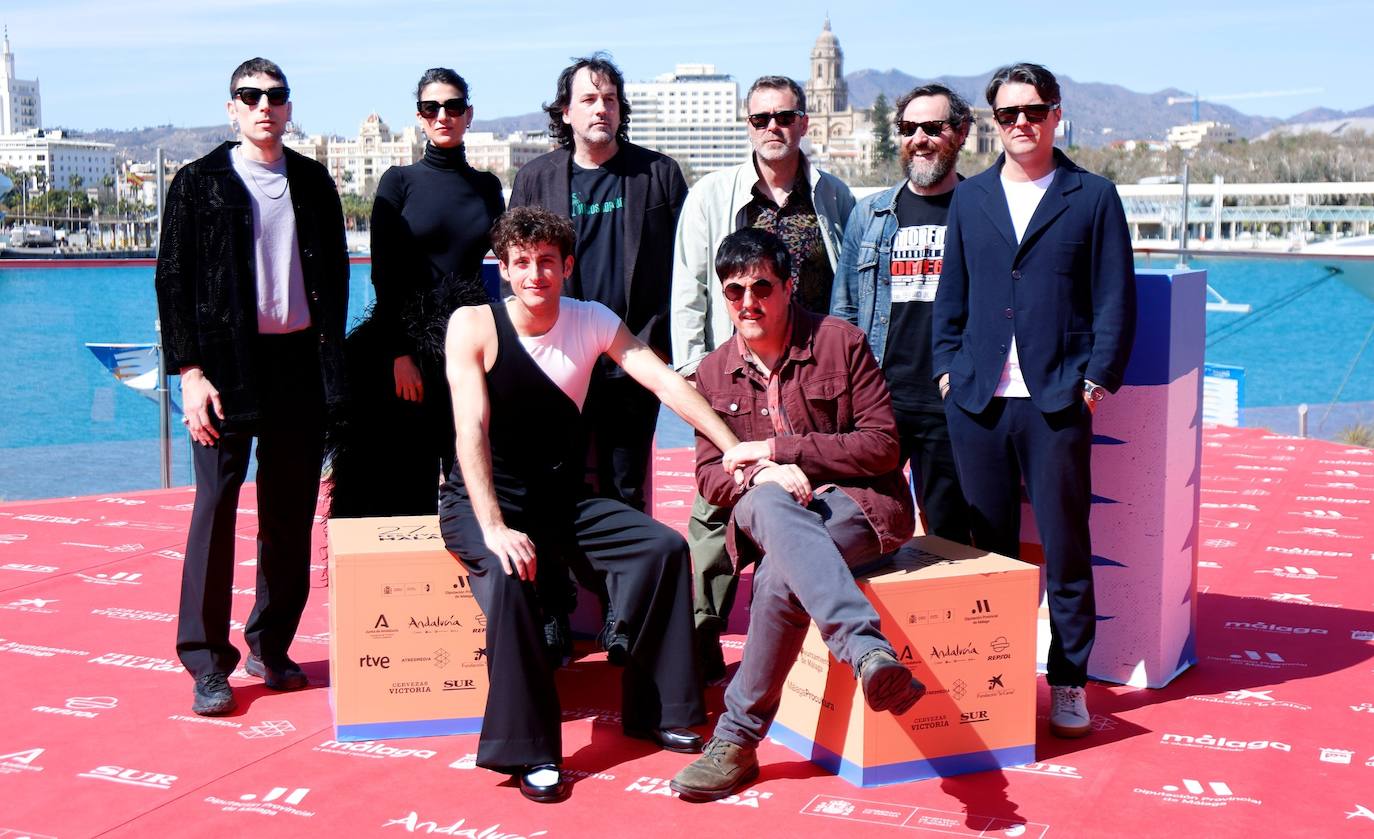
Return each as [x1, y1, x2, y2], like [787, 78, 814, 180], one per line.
[932, 149, 1135, 414]
[510, 142, 687, 358]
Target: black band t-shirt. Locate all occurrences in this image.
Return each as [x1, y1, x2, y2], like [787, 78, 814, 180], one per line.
[884, 187, 953, 415]
[569, 161, 625, 320]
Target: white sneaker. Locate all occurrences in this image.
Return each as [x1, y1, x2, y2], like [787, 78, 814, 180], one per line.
[1049, 685, 1091, 738]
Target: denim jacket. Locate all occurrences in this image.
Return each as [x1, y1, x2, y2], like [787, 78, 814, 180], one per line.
[829, 183, 903, 365]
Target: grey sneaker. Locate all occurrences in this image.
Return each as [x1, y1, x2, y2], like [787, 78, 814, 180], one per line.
[1049, 685, 1091, 738]
[192, 672, 236, 716]
[669, 738, 760, 802]
[857, 648, 926, 714]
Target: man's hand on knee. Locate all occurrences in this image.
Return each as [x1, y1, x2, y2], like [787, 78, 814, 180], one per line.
[483, 524, 538, 581]
[752, 464, 812, 504]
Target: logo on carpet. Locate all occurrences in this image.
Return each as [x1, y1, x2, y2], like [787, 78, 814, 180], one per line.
[1006, 762, 1081, 779]
[3, 597, 58, 613]
[15, 514, 88, 525]
[314, 739, 436, 760]
[1348, 804, 1374, 821]
[32, 696, 118, 719]
[1134, 779, 1260, 807]
[91, 607, 177, 623]
[1161, 733, 1290, 752]
[76, 765, 176, 790]
[626, 776, 772, 806]
[206, 787, 314, 818]
[381, 812, 543, 835]
[75, 570, 143, 586]
[1223, 620, 1327, 637]
[1, 562, 57, 573]
[1320, 748, 1355, 764]
[1354, 630, 1374, 642]
[1266, 592, 1342, 608]
[0, 532, 30, 544]
[0, 747, 45, 775]
[1210, 649, 1307, 671]
[1254, 565, 1338, 580]
[1352, 702, 1374, 714]
[1277, 526, 1359, 540]
[1190, 688, 1311, 711]
[239, 720, 296, 739]
[2, 639, 89, 658]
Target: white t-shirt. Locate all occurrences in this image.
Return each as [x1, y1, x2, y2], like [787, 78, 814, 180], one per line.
[512, 298, 621, 411]
[230, 146, 312, 334]
[994, 168, 1057, 399]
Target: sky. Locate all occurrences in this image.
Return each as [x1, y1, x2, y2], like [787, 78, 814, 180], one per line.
[7, 0, 1370, 136]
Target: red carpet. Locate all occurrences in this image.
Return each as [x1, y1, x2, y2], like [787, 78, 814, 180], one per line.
[2, 426, 1373, 837]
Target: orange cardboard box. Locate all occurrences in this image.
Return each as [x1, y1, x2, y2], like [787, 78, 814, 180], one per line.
[327, 516, 488, 741]
[771, 536, 1037, 786]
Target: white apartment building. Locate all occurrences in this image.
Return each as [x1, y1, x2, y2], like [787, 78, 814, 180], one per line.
[0, 29, 40, 135]
[1167, 121, 1236, 150]
[0, 129, 115, 193]
[323, 113, 423, 195]
[626, 64, 749, 175]
[464, 131, 551, 175]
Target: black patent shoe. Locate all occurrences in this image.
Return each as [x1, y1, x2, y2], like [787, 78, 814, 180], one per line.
[245, 654, 309, 691]
[518, 764, 568, 803]
[597, 609, 631, 666]
[625, 726, 705, 754]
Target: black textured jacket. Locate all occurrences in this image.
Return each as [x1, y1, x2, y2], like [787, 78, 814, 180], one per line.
[154, 141, 350, 421]
[510, 142, 687, 360]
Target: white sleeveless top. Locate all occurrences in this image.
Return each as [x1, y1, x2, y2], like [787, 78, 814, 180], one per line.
[510, 298, 621, 411]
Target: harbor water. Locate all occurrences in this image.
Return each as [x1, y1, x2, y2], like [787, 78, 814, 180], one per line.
[1, 257, 1372, 501]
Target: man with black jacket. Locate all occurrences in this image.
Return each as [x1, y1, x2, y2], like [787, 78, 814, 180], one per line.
[511, 53, 687, 515]
[155, 57, 349, 716]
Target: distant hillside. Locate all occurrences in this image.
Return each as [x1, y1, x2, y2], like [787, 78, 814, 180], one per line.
[471, 112, 547, 135]
[72, 124, 234, 164]
[845, 69, 1281, 146]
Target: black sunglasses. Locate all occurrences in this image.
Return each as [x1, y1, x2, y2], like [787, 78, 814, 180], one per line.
[722, 278, 777, 303]
[235, 86, 290, 107]
[897, 119, 954, 138]
[993, 103, 1060, 127]
[746, 110, 804, 129]
[417, 98, 469, 119]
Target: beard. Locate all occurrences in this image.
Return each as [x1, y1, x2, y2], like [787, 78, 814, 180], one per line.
[902, 141, 959, 189]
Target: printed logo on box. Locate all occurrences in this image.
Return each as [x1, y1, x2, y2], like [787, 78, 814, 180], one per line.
[906, 608, 952, 626]
[442, 678, 478, 692]
[977, 673, 1015, 699]
[389, 681, 433, 695]
[926, 641, 979, 664]
[987, 635, 1012, 661]
[406, 614, 464, 634]
[76, 765, 176, 790]
[965, 598, 1000, 625]
[367, 614, 399, 639]
[908, 713, 951, 732]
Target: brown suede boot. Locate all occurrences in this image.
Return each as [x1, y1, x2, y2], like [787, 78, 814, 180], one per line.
[669, 737, 760, 802]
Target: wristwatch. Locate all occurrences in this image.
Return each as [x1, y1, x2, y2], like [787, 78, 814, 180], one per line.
[1083, 380, 1107, 403]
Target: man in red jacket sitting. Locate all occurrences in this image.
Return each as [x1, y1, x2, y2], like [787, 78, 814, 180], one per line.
[670, 228, 925, 802]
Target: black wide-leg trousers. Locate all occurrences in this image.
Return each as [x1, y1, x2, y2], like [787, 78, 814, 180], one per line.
[440, 494, 703, 773]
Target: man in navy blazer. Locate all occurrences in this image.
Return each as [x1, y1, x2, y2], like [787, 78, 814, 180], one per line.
[932, 62, 1135, 739]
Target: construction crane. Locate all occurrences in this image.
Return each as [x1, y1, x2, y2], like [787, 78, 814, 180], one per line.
[1166, 88, 1323, 123]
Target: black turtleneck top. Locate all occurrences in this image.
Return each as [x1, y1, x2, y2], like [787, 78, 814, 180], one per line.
[369, 143, 506, 358]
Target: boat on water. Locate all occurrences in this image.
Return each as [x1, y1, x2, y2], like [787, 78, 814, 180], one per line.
[1300, 234, 1374, 302]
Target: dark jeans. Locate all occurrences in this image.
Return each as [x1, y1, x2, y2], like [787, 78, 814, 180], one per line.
[896, 407, 972, 544]
[176, 331, 325, 678]
[944, 396, 1095, 686]
[714, 484, 892, 748]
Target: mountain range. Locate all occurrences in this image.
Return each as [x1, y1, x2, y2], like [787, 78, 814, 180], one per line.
[67, 68, 1370, 162]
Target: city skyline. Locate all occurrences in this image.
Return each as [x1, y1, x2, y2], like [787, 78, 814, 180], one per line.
[7, 0, 1370, 136]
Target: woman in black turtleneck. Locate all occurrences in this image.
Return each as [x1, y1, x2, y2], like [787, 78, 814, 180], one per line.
[329, 68, 505, 517]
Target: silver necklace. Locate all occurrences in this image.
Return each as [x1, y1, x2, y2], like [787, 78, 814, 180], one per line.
[238, 148, 289, 200]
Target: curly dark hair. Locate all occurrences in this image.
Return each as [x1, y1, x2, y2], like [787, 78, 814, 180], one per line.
[543, 53, 632, 150]
[491, 206, 576, 262]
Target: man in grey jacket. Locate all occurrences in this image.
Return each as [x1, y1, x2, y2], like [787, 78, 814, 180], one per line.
[669, 74, 855, 680]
